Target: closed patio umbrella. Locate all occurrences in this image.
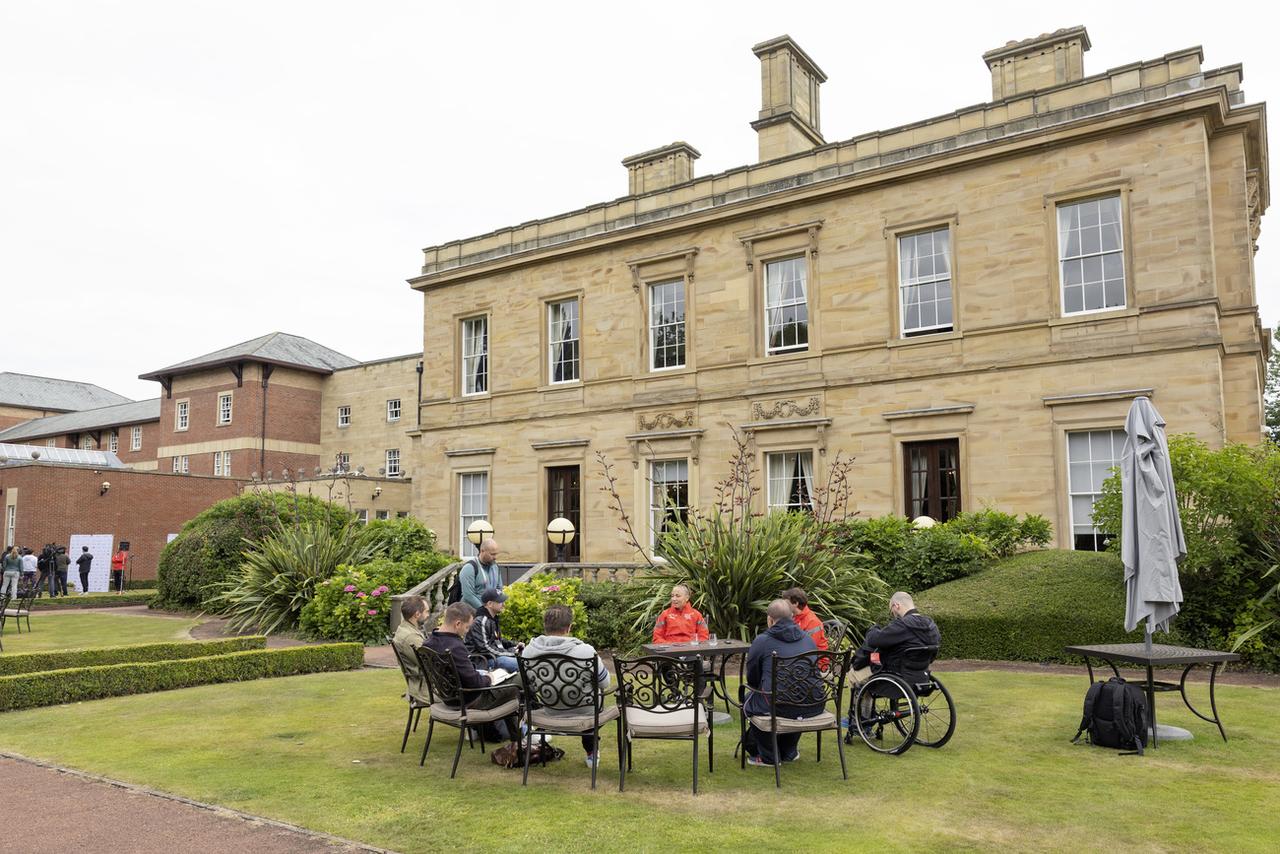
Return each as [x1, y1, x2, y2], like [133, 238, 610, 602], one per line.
[1120, 396, 1186, 651]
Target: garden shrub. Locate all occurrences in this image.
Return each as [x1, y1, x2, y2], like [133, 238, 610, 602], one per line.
[32, 591, 157, 610]
[501, 573, 589, 643]
[949, 509, 1053, 559]
[156, 492, 355, 609]
[0, 643, 364, 712]
[0, 637, 266, 677]
[578, 581, 649, 654]
[890, 524, 993, 590]
[361, 516, 437, 562]
[298, 551, 455, 643]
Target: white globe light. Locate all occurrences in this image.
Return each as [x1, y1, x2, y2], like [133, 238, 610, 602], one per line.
[546, 516, 576, 545]
[466, 518, 494, 546]
[912, 515, 938, 528]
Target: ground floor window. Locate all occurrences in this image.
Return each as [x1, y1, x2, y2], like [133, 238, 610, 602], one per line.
[1067, 428, 1124, 551]
[172, 455, 189, 474]
[904, 439, 961, 522]
[649, 459, 690, 549]
[375, 509, 389, 521]
[766, 451, 814, 512]
[459, 471, 489, 558]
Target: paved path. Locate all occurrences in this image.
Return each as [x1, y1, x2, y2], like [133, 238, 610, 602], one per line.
[0, 755, 392, 854]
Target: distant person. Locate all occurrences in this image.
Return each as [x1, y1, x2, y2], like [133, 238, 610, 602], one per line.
[424, 601, 522, 744]
[53, 546, 70, 597]
[783, 587, 828, 651]
[76, 546, 94, 594]
[851, 591, 941, 684]
[392, 595, 430, 704]
[110, 547, 128, 593]
[743, 599, 824, 767]
[1, 545, 21, 600]
[652, 584, 708, 643]
[465, 589, 521, 673]
[20, 547, 38, 587]
[35, 544, 55, 598]
[460, 539, 504, 610]
[522, 604, 612, 768]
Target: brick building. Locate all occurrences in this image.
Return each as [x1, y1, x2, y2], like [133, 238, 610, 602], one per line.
[0, 372, 130, 431]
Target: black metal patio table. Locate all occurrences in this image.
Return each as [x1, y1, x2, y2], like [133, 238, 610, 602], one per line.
[1062, 642, 1240, 746]
[641, 639, 751, 720]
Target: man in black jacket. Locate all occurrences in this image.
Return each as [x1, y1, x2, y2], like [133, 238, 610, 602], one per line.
[743, 599, 826, 766]
[852, 592, 941, 681]
[76, 546, 94, 594]
[424, 601, 522, 742]
[465, 589, 521, 672]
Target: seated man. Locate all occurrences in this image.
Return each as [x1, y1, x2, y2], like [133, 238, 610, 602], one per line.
[783, 587, 828, 651]
[424, 601, 522, 743]
[743, 599, 825, 766]
[522, 604, 612, 768]
[652, 584, 708, 643]
[465, 589, 521, 672]
[851, 591, 941, 684]
[392, 595, 430, 703]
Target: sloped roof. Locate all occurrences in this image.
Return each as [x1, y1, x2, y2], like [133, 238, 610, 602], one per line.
[0, 372, 132, 413]
[139, 332, 359, 380]
[0, 398, 161, 443]
[0, 443, 128, 469]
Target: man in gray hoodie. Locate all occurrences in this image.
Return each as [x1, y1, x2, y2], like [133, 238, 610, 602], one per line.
[521, 604, 612, 768]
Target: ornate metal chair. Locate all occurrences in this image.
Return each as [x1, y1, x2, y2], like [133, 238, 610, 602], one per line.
[615, 655, 712, 794]
[741, 648, 850, 788]
[0, 593, 8, 650]
[414, 645, 520, 778]
[516, 652, 620, 790]
[386, 635, 431, 753]
[821, 619, 849, 652]
[4, 582, 36, 633]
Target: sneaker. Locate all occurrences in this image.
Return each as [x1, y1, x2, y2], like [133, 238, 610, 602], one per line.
[584, 753, 599, 768]
[745, 755, 772, 767]
[783, 751, 799, 763]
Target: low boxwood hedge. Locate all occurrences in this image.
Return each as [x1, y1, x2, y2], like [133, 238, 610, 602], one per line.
[0, 643, 364, 712]
[917, 549, 1183, 664]
[0, 637, 266, 677]
[30, 592, 157, 610]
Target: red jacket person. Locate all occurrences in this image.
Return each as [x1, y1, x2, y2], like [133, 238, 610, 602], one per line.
[652, 584, 709, 643]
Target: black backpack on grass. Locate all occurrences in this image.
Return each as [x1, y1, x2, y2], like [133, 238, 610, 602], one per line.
[1072, 676, 1148, 755]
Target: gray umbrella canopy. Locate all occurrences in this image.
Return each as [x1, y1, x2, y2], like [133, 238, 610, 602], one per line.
[1120, 397, 1186, 635]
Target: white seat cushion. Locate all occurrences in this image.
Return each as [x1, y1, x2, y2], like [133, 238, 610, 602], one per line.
[749, 710, 837, 733]
[531, 705, 620, 732]
[429, 698, 519, 724]
[624, 705, 711, 737]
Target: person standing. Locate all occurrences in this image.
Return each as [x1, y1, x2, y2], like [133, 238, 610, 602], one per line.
[20, 547, 38, 590]
[76, 546, 94, 594]
[35, 544, 54, 597]
[460, 539, 504, 610]
[110, 546, 128, 593]
[53, 546, 71, 597]
[1, 545, 22, 600]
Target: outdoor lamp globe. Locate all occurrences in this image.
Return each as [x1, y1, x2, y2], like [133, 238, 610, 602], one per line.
[546, 516, 576, 545]
[466, 519, 494, 546]
[912, 515, 938, 528]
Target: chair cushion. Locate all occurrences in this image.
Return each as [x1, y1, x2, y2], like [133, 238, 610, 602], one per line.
[749, 710, 838, 733]
[530, 705, 620, 732]
[429, 698, 519, 724]
[624, 706, 711, 737]
[4, 609, 28, 617]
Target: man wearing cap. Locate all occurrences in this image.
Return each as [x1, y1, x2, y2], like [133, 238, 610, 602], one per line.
[465, 588, 522, 673]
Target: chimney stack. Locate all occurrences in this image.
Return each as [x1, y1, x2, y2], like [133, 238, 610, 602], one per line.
[983, 26, 1091, 100]
[622, 141, 701, 195]
[750, 35, 827, 162]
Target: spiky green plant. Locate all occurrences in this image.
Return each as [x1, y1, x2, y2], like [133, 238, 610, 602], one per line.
[210, 521, 386, 635]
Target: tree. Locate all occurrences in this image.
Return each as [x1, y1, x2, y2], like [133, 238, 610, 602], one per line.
[1266, 323, 1279, 444]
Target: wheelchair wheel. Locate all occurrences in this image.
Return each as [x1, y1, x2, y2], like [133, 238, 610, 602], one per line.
[853, 673, 919, 755]
[912, 676, 956, 749]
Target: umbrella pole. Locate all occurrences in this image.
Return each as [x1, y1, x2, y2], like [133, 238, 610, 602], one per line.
[1145, 616, 1154, 656]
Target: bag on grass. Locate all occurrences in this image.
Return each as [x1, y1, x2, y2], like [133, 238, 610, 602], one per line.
[490, 739, 566, 769]
[1072, 676, 1148, 755]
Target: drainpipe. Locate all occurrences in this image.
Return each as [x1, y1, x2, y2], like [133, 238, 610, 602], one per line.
[415, 360, 424, 428]
[259, 364, 274, 474]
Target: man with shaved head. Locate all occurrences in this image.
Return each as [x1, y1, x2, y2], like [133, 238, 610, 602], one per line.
[460, 538, 504, 610]
[742, 598, 825, 767]
[851, 591, 941, 683]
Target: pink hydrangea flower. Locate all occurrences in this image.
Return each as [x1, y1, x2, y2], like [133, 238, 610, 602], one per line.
[370, 589, 381, 597]
[367, 609, 379, 616]
[343, 584, 357, 593]
[356, 592, 367, 599]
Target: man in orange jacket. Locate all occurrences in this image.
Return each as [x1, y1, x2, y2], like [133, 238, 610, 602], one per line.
[783, 587, 828, 651]
[652, 584, 709, 643]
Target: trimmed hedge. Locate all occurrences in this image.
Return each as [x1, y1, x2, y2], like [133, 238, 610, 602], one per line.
[0, 637, 266, 677]
[30, 592, 156, 610]
[0, 643, 364, 712]
[917, 549, 1183, 664]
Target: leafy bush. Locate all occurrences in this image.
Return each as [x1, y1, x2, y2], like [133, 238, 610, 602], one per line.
[891, 525, 993, 590]
[917, 550, 1177, 662]
[156, 492, 355, 609]
[501, 573, 589, 643]
[578, 581, 649, 654]
[360, 517, 437, 562]
[832, 515, 915, 572]
[949, 509, 1053, 559]
[31, 591, 156, 610]
[0, 643, 364, 712]
[0, 637, 266, 677]
[209, 521, 384, 635]
[1091, 435, 1280, 668]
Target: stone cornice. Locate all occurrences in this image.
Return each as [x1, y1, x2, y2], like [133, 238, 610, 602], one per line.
[1041, 389, 1154, 407]
[882, 405, 976, 421]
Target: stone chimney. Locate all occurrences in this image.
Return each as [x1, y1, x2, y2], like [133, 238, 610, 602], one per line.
[983, 26, 1091, 100]
[750, 35, 827, 162]
[622, 141, 701, 195]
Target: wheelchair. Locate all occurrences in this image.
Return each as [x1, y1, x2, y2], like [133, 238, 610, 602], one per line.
[845, 645, 955, 755]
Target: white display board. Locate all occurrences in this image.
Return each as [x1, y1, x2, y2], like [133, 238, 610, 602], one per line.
[69, 534, 115, 592]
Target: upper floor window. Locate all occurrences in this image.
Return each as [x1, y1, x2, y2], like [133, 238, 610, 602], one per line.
[649, 280, 686, 370]
[175, 400, 189, 431]
[108, 431, 118, 453]
[899, 227, 953, 335]
[1058, 195, 1125, 315]
[766, 450, 814, 512]
[337, 405, 351, 428]
[548, 299, 580, 384]
[217, 392, 233, 425]
[131, 426, 142, 451]
[336, 452, 350, 470]
[172, 455, 189, 474]
[764, 257, 808, 355]
[45, 438, 56, 448]
[81, 435, 93, 450]
[462, 316, 488, 395]
[386, 399, 401, 422]
[385, 448, 401, 477]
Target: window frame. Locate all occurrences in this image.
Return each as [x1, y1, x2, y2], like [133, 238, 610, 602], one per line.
[386, 399, 401, 422]
[1065, 427, 1125, 551]
[130, 426, 142, 451]
[108, 430, 118, 453]
[1050, 189, 1131, 318]
[337, 405, 351, 428]
[896, 225, 955, 337]
[461, 315, 489, 397]
[546, 297, 581, 385]
[80, 435, 93, 450]
[217, 391, 233, 425]
[174, 399, 189, 432]
[762, 255, 811, 356]
[647, 279, 687, 372]
[375, 509, 390, 521]
[648, 458, 690, 550]
[458, 470, 489, 558]
[172, 455, 189, 474]
[764, 450, 816, 513]
[384, 448, 401, 478]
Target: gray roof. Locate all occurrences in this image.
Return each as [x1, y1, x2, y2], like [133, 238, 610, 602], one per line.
[140, 332, 359, 380]
[0, 443, 128, 469]
[0, 372, 132, 413]
[0, 398, 161, 443]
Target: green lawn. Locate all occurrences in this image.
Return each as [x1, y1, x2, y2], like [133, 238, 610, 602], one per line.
[1, 612, 199, 654]
[0, 667, 1275, 853]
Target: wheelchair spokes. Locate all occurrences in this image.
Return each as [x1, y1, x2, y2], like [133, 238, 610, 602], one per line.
[912, 676, 956, 748]
[852, 674, 919, 755]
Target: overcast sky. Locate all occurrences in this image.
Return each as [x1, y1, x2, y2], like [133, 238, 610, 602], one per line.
[2, 1, 1276, 401]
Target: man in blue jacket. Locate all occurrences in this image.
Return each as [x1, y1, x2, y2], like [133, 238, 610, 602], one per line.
[743, 599, 826, 766]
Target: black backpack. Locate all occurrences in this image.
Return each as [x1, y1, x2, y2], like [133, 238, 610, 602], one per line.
[1072, 676, 1148, 755]
[445, 559, 479, 605]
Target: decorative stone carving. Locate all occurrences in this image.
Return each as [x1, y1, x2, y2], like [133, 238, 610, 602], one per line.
[752, 396, 820, 420]
[1247, 170, 1262, 255]
[637, 410, 694, 431]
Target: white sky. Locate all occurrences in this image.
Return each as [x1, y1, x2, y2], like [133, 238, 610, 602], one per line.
[2, 1, 1276, 401]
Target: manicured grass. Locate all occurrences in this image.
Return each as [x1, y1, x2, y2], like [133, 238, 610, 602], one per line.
[0, 612, 199, 655]
[1, 667, 1276, 853]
